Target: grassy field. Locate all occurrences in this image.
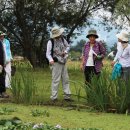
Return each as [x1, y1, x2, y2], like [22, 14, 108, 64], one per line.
[1, 103, 130, 130]
[0, 60, 130, 130]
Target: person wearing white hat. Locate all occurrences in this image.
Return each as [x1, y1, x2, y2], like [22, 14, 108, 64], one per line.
[0, 32, 9, 98]
[46, 26, 73, 102]
[112, 31, 129, 65]
[0, 31, 12, 89]
[111, 31, 130, 82]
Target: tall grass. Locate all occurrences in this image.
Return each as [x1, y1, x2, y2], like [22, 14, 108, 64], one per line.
[11, 69, 37, 104]
[84, 67, 130, 113]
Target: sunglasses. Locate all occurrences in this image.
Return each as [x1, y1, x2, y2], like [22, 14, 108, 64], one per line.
[121, 41, 128, 44]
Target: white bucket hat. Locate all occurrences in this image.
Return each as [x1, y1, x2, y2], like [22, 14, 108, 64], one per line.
[116, 31, 129, 42]
[0, 31, 6, 36]
[50, 26, 64, 38]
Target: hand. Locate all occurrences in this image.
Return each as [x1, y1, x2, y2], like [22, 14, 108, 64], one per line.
[80, 64, 84, 71]
[96, 55, 102, 60]
[61, 52, 67, 57]
[49, 60, 54, 65]
[111, 61, 116, 67]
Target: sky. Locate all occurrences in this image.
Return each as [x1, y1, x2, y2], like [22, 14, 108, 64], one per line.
[72, 18, 119, 48]
[72, 9, 130, 48]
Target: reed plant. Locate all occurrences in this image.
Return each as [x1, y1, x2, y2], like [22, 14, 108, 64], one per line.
[83, 67, 130, 113]
[11, 69, 37, 104]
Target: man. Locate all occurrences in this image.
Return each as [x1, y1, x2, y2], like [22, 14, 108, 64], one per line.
[0, 31, 12, 88]
[46, 26, 72, 102]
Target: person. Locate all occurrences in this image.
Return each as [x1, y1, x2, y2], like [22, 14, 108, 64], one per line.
[111, 31, 130, 82]
[46, 26, 72, 102]
[0, 31, 12, 88]
[80, 29, 106, 84]
[0, 37, 9, 98]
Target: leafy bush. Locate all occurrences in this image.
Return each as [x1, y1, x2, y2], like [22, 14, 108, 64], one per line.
[0, 118, 103, 130]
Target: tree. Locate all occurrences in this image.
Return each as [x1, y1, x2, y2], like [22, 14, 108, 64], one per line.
[104, 0, 130, 30]
[0, 0, 119, 67]
[71, 39, 86, 53]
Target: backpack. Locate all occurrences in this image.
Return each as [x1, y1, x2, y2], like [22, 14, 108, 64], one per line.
[46, 37, 65, 64]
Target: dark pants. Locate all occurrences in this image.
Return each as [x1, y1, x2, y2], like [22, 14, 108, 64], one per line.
[0, 70, 5, 94]
[84, 66, 100, 84]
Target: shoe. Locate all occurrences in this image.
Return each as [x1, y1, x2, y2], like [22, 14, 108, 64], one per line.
[1, 92, 9, 98]
[64, 98, 74, 102]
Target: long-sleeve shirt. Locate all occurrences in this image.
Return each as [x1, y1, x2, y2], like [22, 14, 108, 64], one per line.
[83, 41, 106, 73]
[2, 38, 12, 64]
[46, 38, 70, 62]
[114, 42, 122, 62]
[115, 44, 130, 67]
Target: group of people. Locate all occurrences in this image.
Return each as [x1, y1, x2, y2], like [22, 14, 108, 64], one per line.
[46, 26, 130, 102]
[0, 31, 12, 98]
[0, 26, 129, 101]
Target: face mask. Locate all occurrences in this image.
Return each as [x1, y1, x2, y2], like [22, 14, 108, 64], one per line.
[121, 43, 128, 49]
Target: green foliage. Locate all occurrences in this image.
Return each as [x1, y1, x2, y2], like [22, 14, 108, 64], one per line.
[83, 68, 130, 113]
[11, 69, 37, 104]
[0, 107, 16, 115]
[31, 109, 50, 117]
[0, 0, 119, 67]
[12, 59, 33, 69]
[0, 118, 102, 130]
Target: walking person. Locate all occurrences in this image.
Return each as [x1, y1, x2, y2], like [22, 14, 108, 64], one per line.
[0, 35, 9, 98]
[46, 26, 72, 102]
[0, 31, 12, 88]
[80, 29, 106, 85]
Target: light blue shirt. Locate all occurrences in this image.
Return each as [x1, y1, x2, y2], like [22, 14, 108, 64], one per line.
[2, 38, 12, 64]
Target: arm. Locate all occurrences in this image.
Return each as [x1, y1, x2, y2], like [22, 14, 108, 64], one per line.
[46, 40, 54, 64]
[6, 39, 13, 62]
[63, 38, 70, 54]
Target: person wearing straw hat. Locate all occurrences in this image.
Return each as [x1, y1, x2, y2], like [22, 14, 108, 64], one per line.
[46, 26, 73, 102]
[80, 29, 106, 84]
[111, 31, 130, 82]
[0, 31, 12, 89]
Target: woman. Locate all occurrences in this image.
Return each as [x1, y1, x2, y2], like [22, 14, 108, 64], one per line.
[112, 32, 130, 82]
[81, 29, 106, 84]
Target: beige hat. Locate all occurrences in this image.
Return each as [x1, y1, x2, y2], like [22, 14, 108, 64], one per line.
[50, 26, 64, 38]
[0, 31, 6, 36]
[116, 32, 129, 42]
[86, 29, 98, 38]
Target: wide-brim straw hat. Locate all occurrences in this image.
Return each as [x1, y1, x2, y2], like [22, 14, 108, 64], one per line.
[116, 31, 129, 42]
[50, 26, 64, 38]
[86, 29, 98, 38]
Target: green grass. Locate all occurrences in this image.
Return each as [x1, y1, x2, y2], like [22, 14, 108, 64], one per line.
[0, 103, 130, 130]
[1, 61, 130, 130]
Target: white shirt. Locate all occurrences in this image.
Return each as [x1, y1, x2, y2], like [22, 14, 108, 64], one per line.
[46, 38, 70, 62]
[86, 46, 94, 66]
[115, 44, 130, 67]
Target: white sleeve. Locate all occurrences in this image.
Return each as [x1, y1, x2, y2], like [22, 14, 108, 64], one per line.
[63, 39, 70, 53]
[113, 49, 122, 62]
[46, 40, 54, 62]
